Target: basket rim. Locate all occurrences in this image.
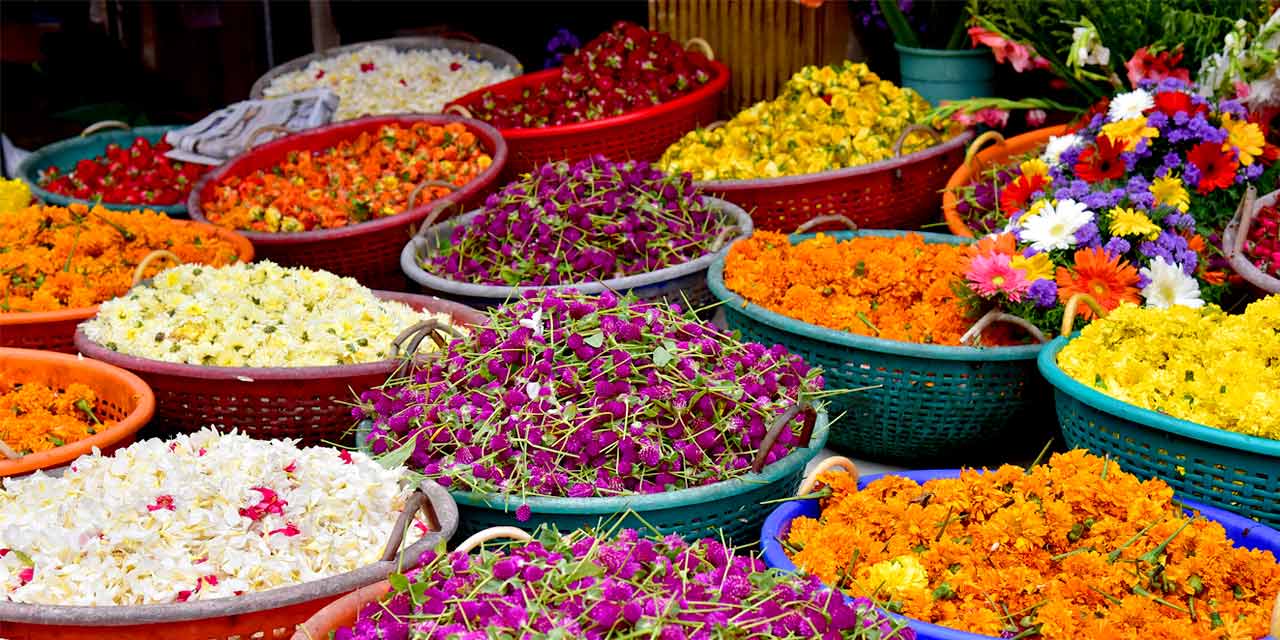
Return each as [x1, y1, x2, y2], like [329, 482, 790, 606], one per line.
[0, 347, 156, 476]
[707, 229, 1045, 361]
[15, 124, 191, 215]
[186, 114, 508, 245]
[444, 61, 730, 140]
[0, 480, 459, 626]
[249, 35, 524, 99]
[1037, 335, 1280, 456]
[72, 290, 486, 381]
[1222, 188, 1280, 294]
[691, 128, 974, 190]
[760, 469, 1280, 640]
[399, 196, 753, 299]
[941, 124, 1069, 238]
[357, 410, 828, 515]
[0, 220, 254, 327]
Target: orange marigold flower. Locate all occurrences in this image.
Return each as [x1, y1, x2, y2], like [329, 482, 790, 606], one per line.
[0, 381, 106, 455]
[1055, 247, 1140, 318]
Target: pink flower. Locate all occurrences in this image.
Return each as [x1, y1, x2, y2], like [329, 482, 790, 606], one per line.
[966, 253, 1031, 301]
[1026, 109, 1048, 127]
[968, 26, 1042, 73]
[955, 107, 1010, 129]
[1124, 46, 1190, 87]
[268, 523, 301, 537]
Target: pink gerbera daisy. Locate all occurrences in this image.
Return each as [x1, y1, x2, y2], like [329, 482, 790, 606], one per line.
[966, 253, 1031, 301]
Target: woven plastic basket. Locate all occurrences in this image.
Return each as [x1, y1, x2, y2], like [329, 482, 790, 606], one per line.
[0, 480, 458, 640]
[16, 121, 194, 218]
[0, 348, 155, 477]
[1224, 187, 1280, 295]
[694, 128, 972, 233]
[399, 196, 752, 311]
[249, 35, 523, 104]
[1038, 335, 1280, 527]
[941, 125, 1068, 237]
[445, 53, 729, 177]
[357, 405, 829, 543]
[0, 222, 254, 354]
[760, 465, 1280, 640]
[187, 114, 508, 290]
[72, 292, 486, 446]
[708, 229, 1048, 462]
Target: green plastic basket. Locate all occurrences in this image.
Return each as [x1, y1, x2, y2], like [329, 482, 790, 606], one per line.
[1039, 335, 1280, 527]
[357, 410, 828, 543]
[707, 230, 1047, 462]
[16, 124, 190, 217]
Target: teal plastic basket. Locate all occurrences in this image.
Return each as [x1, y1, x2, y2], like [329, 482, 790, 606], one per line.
[707, 230, 1047, 462]
[16, 125, 189, 217]
[1039, 336, 1280, 527]
[357, 411, 828, 543]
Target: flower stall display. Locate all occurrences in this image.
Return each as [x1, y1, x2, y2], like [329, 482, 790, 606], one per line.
[81, 261, 459, 367]
[945, 132, 1062, 236]
[0, 381, 109, 458]
[0, 429, 435, 606]
[330, 527, 914, 640]
[659, 62, 946, 181]
[259, 45, 518, 121]
[780, 450, 1280, 640]
[199, 122, 492, 233]
[36, 135, 209, 207]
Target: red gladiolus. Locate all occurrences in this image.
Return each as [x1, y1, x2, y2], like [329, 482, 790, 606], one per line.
[999, 173, 1049, 213]
[1074, 135, 1126, 183]
[1187, 142, 1239, 194]
[1125, 46, 1190, 88]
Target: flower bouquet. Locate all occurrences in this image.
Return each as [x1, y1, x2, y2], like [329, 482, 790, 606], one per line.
[357, 289, 828, 541]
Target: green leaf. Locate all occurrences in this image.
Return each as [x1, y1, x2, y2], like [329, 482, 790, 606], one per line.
[583, 333, 605, 348]
[652, 345, 673, 367]
[375, 438, 417, 471]
[12, 550, 34, 567]
[387, 571, 410, 593]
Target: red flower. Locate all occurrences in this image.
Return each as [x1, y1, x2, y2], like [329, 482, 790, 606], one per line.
[147, 495, 176, 512]
[1125, 46, 1190, 87]
[339, 450, 354, 464]
[999, 173, 1049, 213]
[1152, 91, 1206, 118]
[269, 523, 301, 537]
[1187, 142, 1239, 194]
[1074, 135, 1126, 183]
[1069, 98, 1110, 133]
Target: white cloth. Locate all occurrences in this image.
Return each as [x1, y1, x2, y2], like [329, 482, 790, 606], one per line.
[163, 89, 339, 165]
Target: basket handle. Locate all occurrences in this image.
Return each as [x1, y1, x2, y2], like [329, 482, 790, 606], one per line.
[0, 441, 22, 460]
[684, 37, 715, 61]
[443, 104, 473, 118]
[794, 214, 858, 235]
[132, 249, 183, 286]
[1060, 293, 1107, 335]
[390, 318, 465, 357]
[407, 179, 460, 211]
[81, 120, 131, 137]
[453, 526, 534, 555]
[245, 124, 295, 150]
[749, 401, 816, 474]
[964, 130, 1007, 172]
[704, 120, 728, 132]
[959, 308, 1048, 346]
[1228, 185, 1259, 259]
[893, 124, 943, 157]
[796, 455, 859, 496]
[378, 482, 445, 562]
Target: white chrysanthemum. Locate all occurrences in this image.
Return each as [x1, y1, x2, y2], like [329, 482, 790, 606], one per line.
[1018, 199, 1095, 252]
[1139, 256, 1204, 309]
[1107, 89, 1154, 121]
[0, 430, 425, 605]
[1041, 133, 1082, 165]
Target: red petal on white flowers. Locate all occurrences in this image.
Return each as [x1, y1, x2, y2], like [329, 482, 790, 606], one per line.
[269, 523, 301, 537]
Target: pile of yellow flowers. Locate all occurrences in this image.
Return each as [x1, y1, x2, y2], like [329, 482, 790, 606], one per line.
[659, 62, 944, 180]
[0, 178, 31, 214]
[1057, 296, 1280, 439]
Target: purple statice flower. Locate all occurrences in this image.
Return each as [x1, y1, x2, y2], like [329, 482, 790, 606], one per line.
[1027, 279, 1058, 309]
[1103, 237, 1131, 257]
[1125, 175, 1154, 209]
[1187, 113, 1227, 144]
[1218, 99, 1248, 119]
[1073, 221, 1102, 248]
[1162, 212, 1195, 229]
[1245, 163, 1265, 180]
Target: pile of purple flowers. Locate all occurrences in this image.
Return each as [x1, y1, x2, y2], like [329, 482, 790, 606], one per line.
[336, 527, 914, 640]
[357, 290, 823, 516]
[421, 156, 725, 287]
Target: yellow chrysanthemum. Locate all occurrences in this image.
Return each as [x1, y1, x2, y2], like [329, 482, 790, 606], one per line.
[1108, 207, 1162, 239]
[1100, 117, 1159, 151]
[1150, 175, 1190, 213]
[861, 555, 929, 597]
[0, 178, 30, 214]
[1018, 158, 1049, 179]
[1221, 113, 1265, 166]
[1011, 252, 1055, 281]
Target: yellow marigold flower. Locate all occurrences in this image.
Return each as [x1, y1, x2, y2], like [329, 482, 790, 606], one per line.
[1019, 158, 1049, 178]
[1221, 113, 1265, 166]
[1150, 175, 1190, 212]
[1011, 252, 1054, 281]
[0, 178, 31, 214]
[1107, 207, 1161, 239]
[861, 555, 929, 597]
[1100, 117, 1159, 151]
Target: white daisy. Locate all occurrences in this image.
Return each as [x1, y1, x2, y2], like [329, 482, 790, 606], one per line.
[1041, 133, 1082, 165]
[1018, 199, 1095, 252]
[1107, 89, 1154, 121]
[1139, 256, 1204, 309]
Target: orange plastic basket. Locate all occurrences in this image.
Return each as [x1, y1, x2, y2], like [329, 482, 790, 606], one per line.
[0, 348, 155, 477]
[941, 125, 1068, 237]
[0, 222, 254, 353]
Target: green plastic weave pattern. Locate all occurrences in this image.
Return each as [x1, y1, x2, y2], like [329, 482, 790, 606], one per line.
[1039, 337, 1280, 527]
[708, 230, 1047, 462]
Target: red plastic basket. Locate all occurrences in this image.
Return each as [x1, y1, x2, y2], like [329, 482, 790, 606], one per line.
[697, 128, 973, 232]
[187, 115, 508, 290]
[445, 61, 729, 177]
[71, 292, 486, 446]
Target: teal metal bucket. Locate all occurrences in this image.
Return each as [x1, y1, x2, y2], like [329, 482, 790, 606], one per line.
[895, 44, 994, 106]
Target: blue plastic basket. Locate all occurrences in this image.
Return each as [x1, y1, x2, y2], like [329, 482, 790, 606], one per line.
[708, 230, 1048, 462]
[761, 469, 1280, 640]
[1038, 335, 1280, 528]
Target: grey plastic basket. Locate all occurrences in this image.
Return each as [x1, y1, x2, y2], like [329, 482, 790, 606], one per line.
[399, 196, 753, 311]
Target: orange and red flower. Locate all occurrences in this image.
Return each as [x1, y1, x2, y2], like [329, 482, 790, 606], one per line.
[1186, 141, 1240, 194]
[1074, 135, 1126, 183]
[999, 173, 1049, 213]
[1055, 247, 1141, 318]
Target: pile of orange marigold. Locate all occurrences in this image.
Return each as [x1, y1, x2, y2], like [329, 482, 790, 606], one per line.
[0, 382, 107, 455]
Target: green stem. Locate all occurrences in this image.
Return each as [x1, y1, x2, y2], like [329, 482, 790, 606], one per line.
[1138, 518, 1192, 564]
[878, 0, 921, 47]
[1107, 516, 1165, 564]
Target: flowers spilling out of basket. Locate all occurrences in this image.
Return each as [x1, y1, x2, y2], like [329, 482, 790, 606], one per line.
[37, 136, 209, 207]
[201, 122, 491, 233]
[1058, 295, 1280, 439]
[418, 156, 728, 286]
[463, 21, 717, 128]
[358, 289, 823, 519]
[337, 527, 913, 640]
[0, 430, 429, 605]
[955, 80, 1280, 335]
[0, 382, 107, 456]
[83, 261, 458, 367]
[0, 204, 242, 312]
[1240, 199, 1280, 278]
[784, 450, 1280, 640]
[660, 62, 947, 181]
[261, 45, 516, 121]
